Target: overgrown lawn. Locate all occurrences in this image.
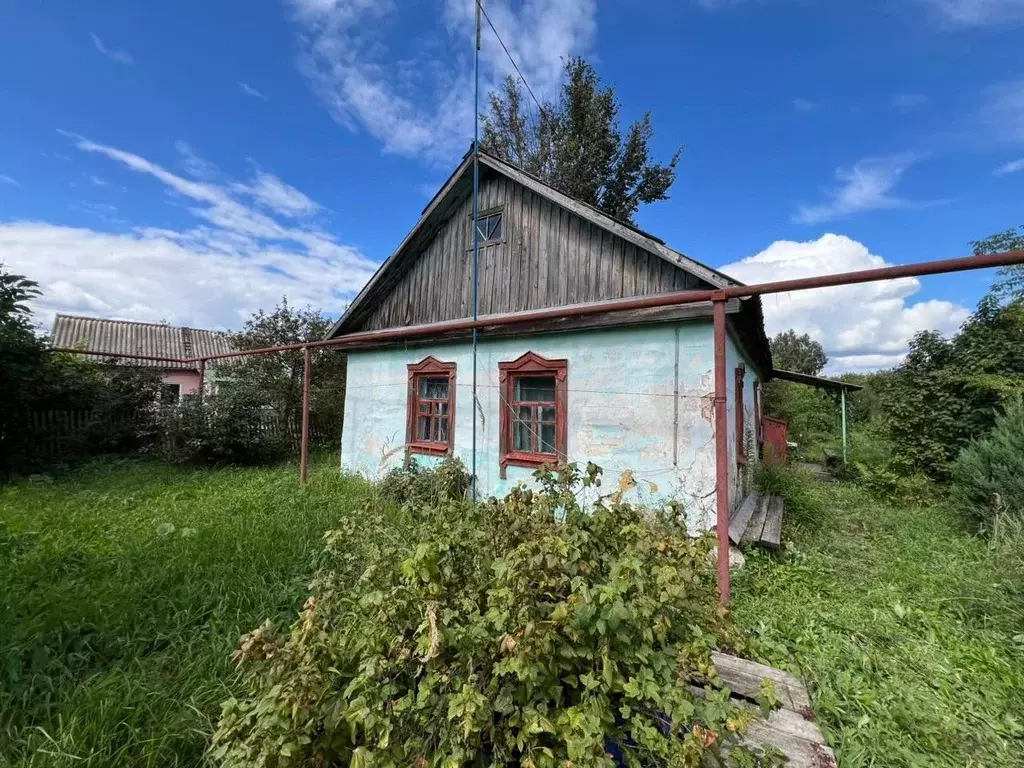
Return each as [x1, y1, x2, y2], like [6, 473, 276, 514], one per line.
[732, 482, 1024, 767]
[0, 458, 370, 768]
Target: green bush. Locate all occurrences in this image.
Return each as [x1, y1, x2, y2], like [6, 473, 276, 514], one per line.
[377, 455, 471, 506]
[159, 390, 292, 466]
[754, 463, 826, 530]
[952, 397, 1024, 531]
[211, 464, 779, 767]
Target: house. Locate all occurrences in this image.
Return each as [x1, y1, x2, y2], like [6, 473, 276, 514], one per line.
[51, 315, 236, 403]
[327, 150, 771, 532]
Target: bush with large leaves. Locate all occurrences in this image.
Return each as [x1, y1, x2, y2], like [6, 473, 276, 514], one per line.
[211, 463, 777, 767]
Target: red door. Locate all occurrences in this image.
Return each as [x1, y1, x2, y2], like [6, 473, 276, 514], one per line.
[761, 417, 788, 465]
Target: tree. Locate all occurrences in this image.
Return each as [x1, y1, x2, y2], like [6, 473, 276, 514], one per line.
[0, 265, 45, 473]
[481, 58, 680, 224]
[971, 225, 1024, 303]
[229, 299, 348, 428]
[769, 330, 828, 375]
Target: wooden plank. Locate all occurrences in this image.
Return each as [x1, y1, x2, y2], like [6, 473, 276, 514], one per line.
[711, 652, 812, 714]
[762, 496, 783, 550]
[741, 720, 837, 768]
[729, 493, 761, 545]
[742, 495, 770, 544]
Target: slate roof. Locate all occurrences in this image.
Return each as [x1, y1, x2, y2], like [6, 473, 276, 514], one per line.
[51, 314, 236, 370]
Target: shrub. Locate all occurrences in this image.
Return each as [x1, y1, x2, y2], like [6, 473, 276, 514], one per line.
[211, 464, 779, 767]
[377, 455, 471, 507]
[160, 390, 292, 466]
[754, 463, 826, 530]
[952, 397, 1024, 531]
[856, 460, 934, 507]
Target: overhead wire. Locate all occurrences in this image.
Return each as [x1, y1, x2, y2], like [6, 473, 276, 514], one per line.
[477, 1, 544, 113]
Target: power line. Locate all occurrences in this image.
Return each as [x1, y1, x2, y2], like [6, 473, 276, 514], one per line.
[477, 1, 544, 113]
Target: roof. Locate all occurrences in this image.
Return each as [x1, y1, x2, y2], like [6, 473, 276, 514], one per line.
[51, 314, 236, 370]
[772, 368, 864, 391]
[327, 147, 744, 340]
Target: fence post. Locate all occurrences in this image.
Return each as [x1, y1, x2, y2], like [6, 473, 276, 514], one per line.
[300, 345, 311, 483]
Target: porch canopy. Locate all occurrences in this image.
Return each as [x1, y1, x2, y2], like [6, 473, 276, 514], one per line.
[771, 369, 864, 463]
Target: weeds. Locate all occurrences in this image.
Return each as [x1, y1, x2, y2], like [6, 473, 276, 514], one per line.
[754, 463, 827, 531]
[0, 456, 371, 768]
[732, 481, 1024, 767]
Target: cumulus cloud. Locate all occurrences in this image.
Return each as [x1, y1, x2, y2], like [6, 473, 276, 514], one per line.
[287, 0, 596, 162]
[919, 0, 1024, 25]
[794, 152, 923, 225]
[722, 234, 971, 373]
[2, 134, 377, 331]
[89, 33, 133, 64]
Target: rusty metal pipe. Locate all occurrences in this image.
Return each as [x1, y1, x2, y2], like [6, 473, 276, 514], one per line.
[178, 250, 1024, 363]
[197, 359, 206, 403]
[712, 298, 731, 603]
[300, 346, 312, 483]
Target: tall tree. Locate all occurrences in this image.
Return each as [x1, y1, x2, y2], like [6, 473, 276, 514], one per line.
[481, 58, 680, 224]
[0, 265, 44, 472]
[971, 225, 1024, 303]
[769, 330, 828, 375]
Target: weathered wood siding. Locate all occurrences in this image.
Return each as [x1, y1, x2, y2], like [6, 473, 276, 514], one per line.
[357, 171, 712, 332]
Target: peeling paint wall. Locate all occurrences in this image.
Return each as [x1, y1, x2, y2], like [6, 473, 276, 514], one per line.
[342, 322, 745, 533]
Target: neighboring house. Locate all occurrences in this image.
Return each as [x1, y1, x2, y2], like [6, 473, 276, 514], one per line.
[328, 150, 772, 532]
[51, 315, 236, 403]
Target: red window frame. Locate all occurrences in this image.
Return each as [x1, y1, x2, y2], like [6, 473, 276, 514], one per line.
[406, 356, 457, 456]
[735, 364, 747, 464]
[498, 351, 568, 478]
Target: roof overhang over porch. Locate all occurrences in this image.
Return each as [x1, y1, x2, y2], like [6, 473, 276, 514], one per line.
[770, 368, 864, 391]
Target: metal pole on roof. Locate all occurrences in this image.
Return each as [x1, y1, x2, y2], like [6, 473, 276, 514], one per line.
[469, 0, 482, 502]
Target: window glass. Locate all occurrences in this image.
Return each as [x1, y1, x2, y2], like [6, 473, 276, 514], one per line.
[513, 417, 532, 452]
[419, 377, 449, 400]
[514, 376, 555, 402]
[476, 212, 503, 241]
[417, 416, 431, 441]
[539, 423, 556, 454]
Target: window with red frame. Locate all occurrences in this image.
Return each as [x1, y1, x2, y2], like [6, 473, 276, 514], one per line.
[406, 357, 456, 455]
[735, 364, 746, 464]
[498, 352, 567, 477]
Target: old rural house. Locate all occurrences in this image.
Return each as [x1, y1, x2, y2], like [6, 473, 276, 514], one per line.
[329, 150, 772, 531]
[51, 315, 236, 403]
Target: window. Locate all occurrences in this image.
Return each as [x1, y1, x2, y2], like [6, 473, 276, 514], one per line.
[159, 383, 181, 405]
[406, 357, 456, 455]
[735, 365, 746, 464]
[498, 352, 567, 477]
[472, 208, 503, 242]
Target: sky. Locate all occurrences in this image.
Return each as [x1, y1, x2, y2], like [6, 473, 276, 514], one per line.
[1, 0, 1022, 373]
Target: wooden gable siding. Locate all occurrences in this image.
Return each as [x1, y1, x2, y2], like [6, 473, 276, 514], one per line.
[358, 171, 711, 332]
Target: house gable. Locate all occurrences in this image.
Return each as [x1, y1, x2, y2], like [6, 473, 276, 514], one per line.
[331, 152, 733, 337]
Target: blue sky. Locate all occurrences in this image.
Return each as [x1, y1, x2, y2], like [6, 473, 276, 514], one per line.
[1, 0, 1022, 371]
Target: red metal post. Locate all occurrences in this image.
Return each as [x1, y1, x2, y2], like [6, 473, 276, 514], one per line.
[299, 346, 312, 483]
[197, 358, 206, 403]
[712, 296, 731, 603]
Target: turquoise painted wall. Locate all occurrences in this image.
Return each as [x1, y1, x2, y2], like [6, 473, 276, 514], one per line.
[342, 321, 761, 532]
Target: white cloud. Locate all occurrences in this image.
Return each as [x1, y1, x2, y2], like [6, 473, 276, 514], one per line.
[0, 174, 18, 186]
[232, 171, 321, 218]
[994, 157, 1024, 174]
[89, 33, 133, 65]
[792, 98, 817, 113]
[892, 93, 929, 111]
[722, 234, 971, 373]
[238, 82, 269, 100]
[919, 0, 1024, 25]
[794, 152, 922, 224]
[1, 134, 377, 331]
[980, 79, 1024, 144]
[287, 0, 596, 162]
[89, 175, 107, 186]
[174, 140, 219, 180]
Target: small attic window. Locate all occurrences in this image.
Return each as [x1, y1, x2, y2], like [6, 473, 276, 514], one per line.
[472, 208, 503, 242]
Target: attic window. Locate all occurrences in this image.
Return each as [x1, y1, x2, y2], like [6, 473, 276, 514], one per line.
[473, 209, 503, 242]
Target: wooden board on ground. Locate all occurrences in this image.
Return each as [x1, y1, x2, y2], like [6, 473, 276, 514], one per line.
[761, 496, 783, 550]
[742, 495, 769, 544]
[729, 492, 761, 545]
[710, 652, 836, 768]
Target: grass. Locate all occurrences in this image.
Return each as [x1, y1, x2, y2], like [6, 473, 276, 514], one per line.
[732, 479, 1024, 767]
[0, 456, 371, 768]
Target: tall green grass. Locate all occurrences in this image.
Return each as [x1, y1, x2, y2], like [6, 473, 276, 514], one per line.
[0, 457, 371, 767]
[732, 481, 1024, 767]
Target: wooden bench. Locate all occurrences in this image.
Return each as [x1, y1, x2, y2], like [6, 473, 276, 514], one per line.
[727, 492, 783, 550]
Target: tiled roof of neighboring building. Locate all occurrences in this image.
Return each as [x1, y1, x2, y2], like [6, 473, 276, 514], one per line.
[51, 314, 236, 369]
